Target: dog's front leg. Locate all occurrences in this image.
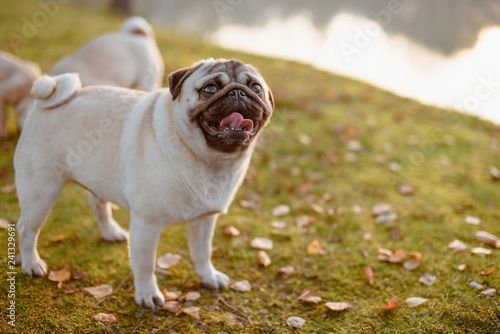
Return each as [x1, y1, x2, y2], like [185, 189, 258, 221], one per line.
[186, 214, 229, 290]
[129, 214, 165, 309]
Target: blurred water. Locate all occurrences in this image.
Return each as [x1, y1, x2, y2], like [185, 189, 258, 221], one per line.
[212, 13, 500, 124]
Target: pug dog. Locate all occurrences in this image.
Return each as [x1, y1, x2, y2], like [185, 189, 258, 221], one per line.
[50, 16, 164, 91]
[0, 51, 41, 137]
[15, 58, 274, 309]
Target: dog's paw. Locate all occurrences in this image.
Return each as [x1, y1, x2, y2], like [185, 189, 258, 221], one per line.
[200, 269, 229, 290]
[101, 221, 128, 242]
[135, 288, 165, 310]
[22, 259, 48, 277]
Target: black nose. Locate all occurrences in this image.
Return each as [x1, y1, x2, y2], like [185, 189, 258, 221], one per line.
[228, 89, 246, 100]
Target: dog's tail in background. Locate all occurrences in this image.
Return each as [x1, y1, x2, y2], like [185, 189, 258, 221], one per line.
[121, 16, 155, 39]
[31, 73, 81, 109]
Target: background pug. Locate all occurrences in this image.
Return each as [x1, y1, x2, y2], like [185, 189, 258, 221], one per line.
[50, 16, 164, 91]
[0, 51, 41, 137]
[15, 58, 274, 309]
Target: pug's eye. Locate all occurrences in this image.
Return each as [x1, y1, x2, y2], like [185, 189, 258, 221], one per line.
[251, 83, 263, 95]
[202, 84, 218, 96]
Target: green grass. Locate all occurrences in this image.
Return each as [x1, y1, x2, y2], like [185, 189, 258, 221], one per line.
[1, 1, 499, 333]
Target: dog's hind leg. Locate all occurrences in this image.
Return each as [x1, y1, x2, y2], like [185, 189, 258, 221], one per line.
[16, 174, 63, 277]
[89, 193, 128, 242]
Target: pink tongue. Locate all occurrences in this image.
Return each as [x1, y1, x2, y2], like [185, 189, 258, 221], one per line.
[220, 112, 254, 131]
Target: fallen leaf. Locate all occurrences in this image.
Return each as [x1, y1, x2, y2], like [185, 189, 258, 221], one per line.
[419, 273, 437, 286]
[310, 203, 324, 214]
[184, 291, 201, 302]
[377, 248, 393, 261]
[298, 133, 312, 146]
[364, 267, 375, 284]
[48, 268, 71, 283]
[231, 280, 251, 292]
[475, 231, 500, 248]
[471, 247, 493, 256]
[162, 300, 181, 313]
[481, 288, 496, 297]
[279, 266, 294, 278]
[272, 221, 287, 229]
[464, 216, 481, 225]
[375, 212, 398, 223]
[162, 290, 182, 301]
[307, 240, 327, 255]
[457, 264, 467, 271]
[449, 240, 467, 252]
[389, 249, 408, 263]
[481, 268, 495, 276]
[372, 204, 393, 217]
[257, 251, 271, 267]
[469, 281, 483, 289]
[297, 289, 322, 304]
[83, 284, 113, 299]
[491, 166, 500, 181]
[226, 312, 246, 324]
[224, 226, 240, 237]
[405, 297, 428, 308]
[388, 162, 401, 172]
[403, 258, 420, 271]
[0, 218, 9, 229]
[72, 271, 87, 280]
[272, 204, 290, 217]
[296, 215, 314, 228]
[0, 183, 15, 193]
[381, 296, 400, 310]
[347, 139, 363, 152]
[64, 283, 78, 294]
[182, 306, 200, 320]
[325, 302, 353, 311]
[156, 253, 181, 269]
[92, 313, 117, 323]
[251, 237, 274, 250]
[155, 268, 172, 276]
[352, 205, 363, 215]
[50, 234, 72, 243]
[399, 184, 415, 195]
[410, 252, 422, 261]
[286, 316, 306, 328]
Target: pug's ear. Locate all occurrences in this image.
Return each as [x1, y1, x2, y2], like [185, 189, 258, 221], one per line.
[168, 67, 193, 100]
[267, 89, 275, 110]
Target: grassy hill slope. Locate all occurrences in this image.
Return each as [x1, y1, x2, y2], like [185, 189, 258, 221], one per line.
[0, 1, 499, 333]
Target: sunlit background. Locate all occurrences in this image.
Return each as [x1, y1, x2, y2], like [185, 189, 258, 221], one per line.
[86, 0, 500, 123]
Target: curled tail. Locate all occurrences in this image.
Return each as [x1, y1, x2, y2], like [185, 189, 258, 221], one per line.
[31, 73, 81, 109]
[121, 16, 155, 38]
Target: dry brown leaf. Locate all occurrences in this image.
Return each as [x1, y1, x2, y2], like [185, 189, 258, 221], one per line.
[182, 306, 200, 320]
[481, 268, 495, 276]
[399, 184, 415, 195]
[491, 166, 500, 181]
[92, 313, 117, 323]
[156, 253, 181, 269]
[325, 302, 353, 311]
[364, 267, 375, 284]
[372, 204, 393, 217]
[471, 247, 493, 256]
[272, 204, 290, 217]
[481, 288, 497, 297]
[403, 258, 420, 271]
[296, 215, 314, 228]
[0, 183, 15, 193]
[475, 231, 500, 247]
[419, 273, 437, 286]
[381, 296, 400, 310]
[162, 300, 181, 313]
[251, 237, 274, 250]
[83, 284, 113, 299]
[0, 218, 10, 229]
[184, 291, 201, 302]
[257, 250, 271, 267]
[375, 212, 398, 223]
[307, 240, 326, 255]
[279, 266, 294, 278]
[457, 264, 467, 271]
[63, 283, 78, 294]
[224, 226, 240, 237]
[286, 316, 306, 328]
[72, 271, 87, 280]
[377, 248, 393, 261]
[464, 216, 481, 225]
[162, 290, 182, 301]
[405, 297, 428, 308]
[231, 280, 251, 292]
[310, 203, 324, 214]
[389, 249, 408, 263]
[449, 240, 467, 252]
[297, 289, 322, 304]
[48, 268, 71, 283]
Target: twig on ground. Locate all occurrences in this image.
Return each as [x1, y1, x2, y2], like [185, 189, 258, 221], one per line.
[90, 306, 131, 316]
[215, 297, 253, 326]
[96, 273, 133, 305]
[131, 319, 145, 333]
